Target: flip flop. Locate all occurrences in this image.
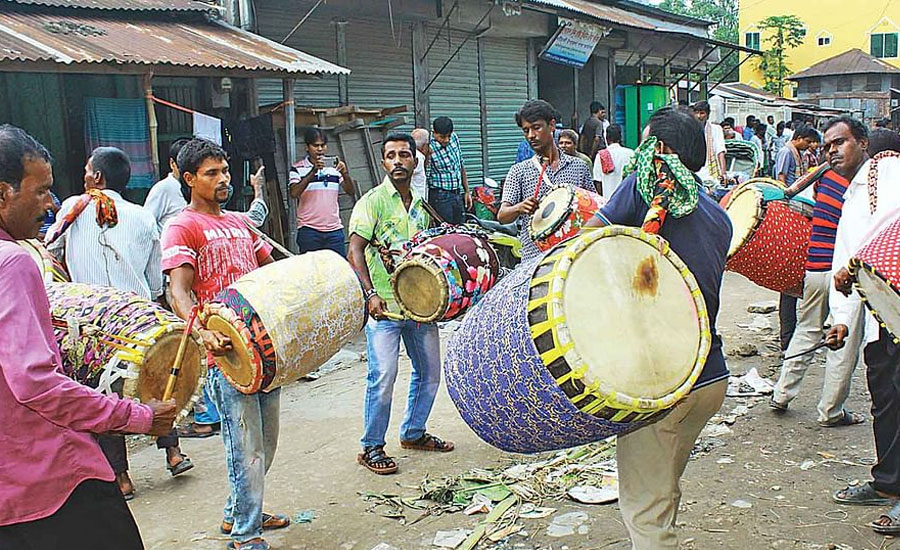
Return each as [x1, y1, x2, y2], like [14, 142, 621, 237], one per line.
[176, 423, 220, 439]
[167, 455, 194, 476]
[819, 410, 866, 428]
[122, 490, 134, 502]
[221, 513, 291, 535]
[226, 540, 269, 550]
[872, 500, 900, 534]
[833, 482, 896, 506]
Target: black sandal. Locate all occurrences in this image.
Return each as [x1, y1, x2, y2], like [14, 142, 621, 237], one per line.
[833, 482, 896, 506]
[357, 446, 398, 475]
[400, 433, 455, 452]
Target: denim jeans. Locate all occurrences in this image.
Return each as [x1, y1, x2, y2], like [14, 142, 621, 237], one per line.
[193, 381, 220, 425]
[361, 318, 442, 449]
[296, 226, 346, 256]
[208, 369, 281, 544]
[428, 187, 464, 225]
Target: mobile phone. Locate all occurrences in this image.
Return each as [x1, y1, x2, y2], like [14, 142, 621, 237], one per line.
[322, 155, 339, 169]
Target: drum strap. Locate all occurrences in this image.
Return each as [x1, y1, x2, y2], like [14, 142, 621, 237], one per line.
[96, 355, 139, 396]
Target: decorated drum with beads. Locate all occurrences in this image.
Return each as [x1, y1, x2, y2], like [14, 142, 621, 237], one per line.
[851, 217, 900, 343]
[530, 185, 606, 252]
[391, 226, 500, 323]
[444, 226, 711, 453]
[200, 250, 366, 394]
[724, 178, 813, 297]
[46, 282, 205, 424]
[19, 239, 69, 284]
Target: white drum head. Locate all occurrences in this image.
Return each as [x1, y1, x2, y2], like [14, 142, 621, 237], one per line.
[562, 233, 702, 399]
[857, 268, 900, 341]
[531, 186, 574, 237]
[725, 187, 762, 257]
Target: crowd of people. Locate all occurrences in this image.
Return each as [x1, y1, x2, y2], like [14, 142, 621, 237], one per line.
[2, 90, 900, 550]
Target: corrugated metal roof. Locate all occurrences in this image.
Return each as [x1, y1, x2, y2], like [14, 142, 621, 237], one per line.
[790, 48, 900, 80]
[3, 0, 213, 11]
[525, 0, 710, 39]
[0, 10, 349, 76]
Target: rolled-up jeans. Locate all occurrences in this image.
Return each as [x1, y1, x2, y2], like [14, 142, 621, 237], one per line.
[361, 318, 441, 449]
[208, 368, 281, 544]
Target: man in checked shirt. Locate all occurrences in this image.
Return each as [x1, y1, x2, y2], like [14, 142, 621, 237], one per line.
[497, 99, 597, 261]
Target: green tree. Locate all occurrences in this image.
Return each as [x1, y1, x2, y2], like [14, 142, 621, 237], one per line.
[659, 0, 738, 82]
[756, 15, 806, 96]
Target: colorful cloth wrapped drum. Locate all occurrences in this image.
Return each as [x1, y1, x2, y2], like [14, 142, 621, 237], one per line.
[529, 185, 606, 252]
[19, 239, 69, 283]
[444, 226, 711, 453]
[46, 282, 205, 424]
[200, 251, 366, 394]
[724, 178, 813, 297]
[391, 226, 500, 322]
[851, 217, 900, 343]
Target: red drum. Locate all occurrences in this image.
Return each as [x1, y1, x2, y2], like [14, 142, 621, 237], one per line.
[724, 179, 812, 297]
[530, 185, 605, 252]
[851, 218, 900, 342]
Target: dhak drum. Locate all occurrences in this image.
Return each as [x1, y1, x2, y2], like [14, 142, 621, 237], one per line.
[851, 218, 900, 342]
[724, 178, 813, 297]
[444, 226, 711, 453]
[530, 185, 606, 252]
[391, 226, 500, 322]
[47, 282, 205, 424]
[200, 250, 366, 394]
[19, 239, 69, 283]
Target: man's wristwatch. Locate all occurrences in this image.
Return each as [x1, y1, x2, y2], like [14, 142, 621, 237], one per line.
[364, 288, 378, 301]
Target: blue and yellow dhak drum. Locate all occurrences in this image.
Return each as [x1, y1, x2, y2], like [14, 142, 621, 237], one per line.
[444, 226, 711, 453]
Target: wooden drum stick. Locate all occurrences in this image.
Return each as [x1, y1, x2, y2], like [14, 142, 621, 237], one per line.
[162, 306, 199, 402]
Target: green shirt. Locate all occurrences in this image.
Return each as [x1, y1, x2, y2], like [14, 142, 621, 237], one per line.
[349, 178, 430, 312]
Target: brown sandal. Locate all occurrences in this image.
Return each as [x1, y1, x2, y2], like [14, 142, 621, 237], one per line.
[357, 446, 398, 475]
[400, 433, 455, 452]
[221, 513, 291, 535]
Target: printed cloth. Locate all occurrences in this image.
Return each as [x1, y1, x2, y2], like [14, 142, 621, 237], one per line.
[349, 177, 430, 311]
[597, 148, 615, 174]
[625, 137, 699, 233]
[867, 150, 900, 214]
[426, 132, 465, 192]
[44, 189, 117, 246]
[84, 97, 155, 188]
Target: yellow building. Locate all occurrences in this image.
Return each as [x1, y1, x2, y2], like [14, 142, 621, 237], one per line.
[739, 0, 900, 97]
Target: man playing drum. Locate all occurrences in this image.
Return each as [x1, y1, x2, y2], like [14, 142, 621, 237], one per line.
[348, 132, 453, 475]
[583, 106, 732, 549]
[498, 99, 597, 261]
[163, 139, 288, 550]
[824, 116, 900, 535]
[0, 124, 177, 549]
[45, 146, 192, 499]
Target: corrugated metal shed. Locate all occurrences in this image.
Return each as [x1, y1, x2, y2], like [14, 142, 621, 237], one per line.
[2, 0, 213, 11]
[790, 48, 900, 80]
[524, 0, 710, 39]
[0, 10, 349, 76]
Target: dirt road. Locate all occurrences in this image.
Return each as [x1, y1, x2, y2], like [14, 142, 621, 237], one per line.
[128, 273, 892, 550]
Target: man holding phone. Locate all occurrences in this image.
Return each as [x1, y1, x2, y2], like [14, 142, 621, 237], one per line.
[289, 127, 356, 255]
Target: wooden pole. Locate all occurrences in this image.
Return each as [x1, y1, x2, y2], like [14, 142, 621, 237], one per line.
[144, 73, 160, 180]
[162, 306, 198, 402]
[283, 79, 298, 253]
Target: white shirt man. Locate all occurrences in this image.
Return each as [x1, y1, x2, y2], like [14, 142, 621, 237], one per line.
[830, 155, 900, 344]
[696, 122, 726, 182]
[412, 149, 427, 199]
[594, 142, 635, 198]
[144, 172, 186, 232]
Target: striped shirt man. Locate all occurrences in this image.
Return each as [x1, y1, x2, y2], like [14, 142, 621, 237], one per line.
[47, 190, 163, 300]
[806, 170, 850, 272]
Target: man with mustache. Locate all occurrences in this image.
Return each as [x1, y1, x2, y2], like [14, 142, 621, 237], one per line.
[348, 133, 453, 475]
[498, 100, 597, 261]
[823, 116, 900, 535]
[162, 139, 287, 550]
[0, 125, 176, 549]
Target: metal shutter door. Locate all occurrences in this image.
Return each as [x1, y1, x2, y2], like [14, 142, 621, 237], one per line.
[482, 37, 529, 181]
[346, 19, 414, 125]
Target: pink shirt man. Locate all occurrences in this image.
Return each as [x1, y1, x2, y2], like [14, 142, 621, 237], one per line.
[0, 228, 152, 526]
[290, 157, 344, 232]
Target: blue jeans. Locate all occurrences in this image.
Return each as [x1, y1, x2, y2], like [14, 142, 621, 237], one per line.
[208, 369, 281, 544]
[193, 382, 220, 425]
[428, 187, 464, 225]
[361, 319, 442, 449]
[296, 226, 346, 256]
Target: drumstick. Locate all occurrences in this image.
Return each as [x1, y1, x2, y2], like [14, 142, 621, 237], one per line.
[242, 220, 295, 258]
[783, 340, 830, 361]
[381, 311, 405, 321]
[162, 306, 199, 402]
[533, 157, 549, 200]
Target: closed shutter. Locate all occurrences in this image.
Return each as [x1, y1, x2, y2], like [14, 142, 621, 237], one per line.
[482, 37, 528, 181]
[346, 19, 414, 125]
[255, 9, 339, 108]
[426, 27, 483, 183]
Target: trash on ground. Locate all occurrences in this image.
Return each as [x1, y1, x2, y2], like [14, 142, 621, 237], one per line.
[747, 302, 777, 314]
[464, 494, 493, 515]
[729, 343, 759, 357]
[433, 528, 472, 548]
[731, 499, 752, 509]
[293, 510, 315, 523]
[727, 368, 774, 397]
[546, 511, 589, 537]
[799, 459, 816, 471]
